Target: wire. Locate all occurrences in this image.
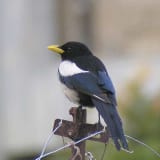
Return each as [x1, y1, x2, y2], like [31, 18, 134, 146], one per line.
[35, 119, 62, 160]
[125, 134, 160, 158]
[36, 121, 160, 160]
[37, 129, 105, 159]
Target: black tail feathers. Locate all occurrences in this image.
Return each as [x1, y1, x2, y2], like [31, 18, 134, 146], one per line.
[92, 98, 128, 150]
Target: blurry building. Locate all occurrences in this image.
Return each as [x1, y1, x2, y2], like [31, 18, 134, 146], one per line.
[1, 0, 160, 159]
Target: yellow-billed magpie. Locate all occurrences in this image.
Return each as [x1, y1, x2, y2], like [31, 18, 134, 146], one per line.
[48, 41, 128, 150]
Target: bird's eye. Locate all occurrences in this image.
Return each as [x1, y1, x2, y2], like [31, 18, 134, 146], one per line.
[68, 47, 71, 50]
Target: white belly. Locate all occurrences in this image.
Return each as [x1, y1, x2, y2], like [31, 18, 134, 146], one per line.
[61, 83, 80, 104]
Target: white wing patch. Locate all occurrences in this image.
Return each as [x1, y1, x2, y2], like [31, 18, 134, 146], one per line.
[59, 60, 89, 76]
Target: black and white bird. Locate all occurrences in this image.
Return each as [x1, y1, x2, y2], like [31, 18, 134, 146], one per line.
[48, 41, 128, 150]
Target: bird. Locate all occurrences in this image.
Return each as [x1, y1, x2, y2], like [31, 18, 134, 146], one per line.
[48, 41, 128, 150]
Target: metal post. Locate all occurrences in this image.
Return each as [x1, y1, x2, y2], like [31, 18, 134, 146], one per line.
[69, 107, 86, 160]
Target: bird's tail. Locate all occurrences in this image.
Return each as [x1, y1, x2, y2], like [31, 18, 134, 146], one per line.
[91, 98, 128, 150]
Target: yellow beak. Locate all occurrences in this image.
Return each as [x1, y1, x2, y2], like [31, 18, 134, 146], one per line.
[47, 45, 64, 54]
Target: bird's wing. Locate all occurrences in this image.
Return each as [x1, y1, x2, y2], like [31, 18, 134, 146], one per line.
[60, 70, 116, 105]
[97, 71, 117, 105]
[74, 56, 115, 94]
[97, 71, 115, 94]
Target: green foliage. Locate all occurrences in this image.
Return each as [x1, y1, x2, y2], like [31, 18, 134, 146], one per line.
[122, 79, 160, 140]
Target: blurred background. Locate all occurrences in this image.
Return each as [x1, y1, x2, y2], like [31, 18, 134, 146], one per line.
[1, 0, 160, 159]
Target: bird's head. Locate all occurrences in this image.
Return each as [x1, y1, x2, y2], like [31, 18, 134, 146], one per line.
[48, 41, 92, 60]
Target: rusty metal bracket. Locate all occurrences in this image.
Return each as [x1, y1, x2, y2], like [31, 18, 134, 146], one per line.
[53, 107, 109, 160]
[53, 119, 109, 143]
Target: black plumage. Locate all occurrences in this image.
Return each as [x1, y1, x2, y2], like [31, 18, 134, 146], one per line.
[48, 41, 128, 150]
